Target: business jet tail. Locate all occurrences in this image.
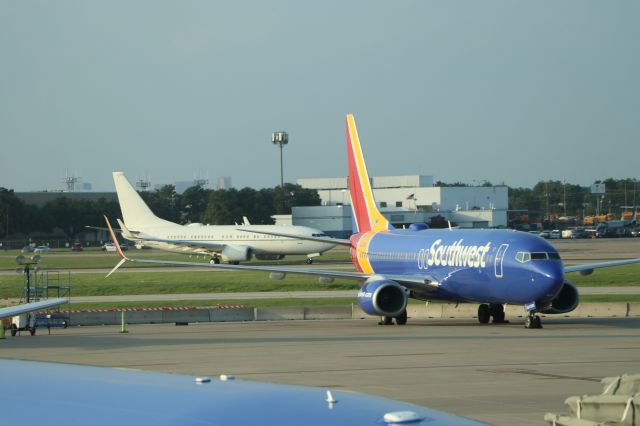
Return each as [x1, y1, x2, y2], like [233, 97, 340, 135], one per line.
[112, 172, 172, 229]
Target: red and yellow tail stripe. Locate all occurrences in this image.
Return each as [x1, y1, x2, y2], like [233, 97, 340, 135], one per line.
[346, 114, 390, 234]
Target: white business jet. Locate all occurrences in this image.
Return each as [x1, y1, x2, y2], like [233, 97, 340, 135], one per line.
[112, 172, 335, 264]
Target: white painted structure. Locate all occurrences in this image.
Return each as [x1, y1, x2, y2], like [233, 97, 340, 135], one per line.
[296, 175, 508, 230]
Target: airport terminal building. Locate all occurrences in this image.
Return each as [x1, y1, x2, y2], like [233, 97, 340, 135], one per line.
[293, 175, 508, 238]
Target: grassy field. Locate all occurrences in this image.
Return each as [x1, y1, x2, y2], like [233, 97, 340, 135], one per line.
[2, 247, 640, 310]
[0, 248, 351, 271]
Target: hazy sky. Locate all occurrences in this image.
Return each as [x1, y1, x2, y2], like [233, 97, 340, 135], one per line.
[1, 1, 639, 192]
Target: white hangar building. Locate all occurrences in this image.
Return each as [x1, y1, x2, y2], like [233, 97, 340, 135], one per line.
[293, 175, 508, 238]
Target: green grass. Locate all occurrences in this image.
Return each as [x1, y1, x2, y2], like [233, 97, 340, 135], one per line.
[569, 265, 640, 286]
[0, 270, 359, 298]
[0, 248, 351, 270]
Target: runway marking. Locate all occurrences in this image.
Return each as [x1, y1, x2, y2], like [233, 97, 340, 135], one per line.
[477, 368, 600, 382]
[346, 353, 445, 358]
[236, 359, 638, 378]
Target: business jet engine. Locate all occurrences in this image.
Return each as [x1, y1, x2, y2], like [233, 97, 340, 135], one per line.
[538, 280, 579, 314]
[356, 278, 408, 317]
[221, 245, 253, 263]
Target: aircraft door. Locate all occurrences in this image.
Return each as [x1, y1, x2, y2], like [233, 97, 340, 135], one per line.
[494, 244, 509, 278]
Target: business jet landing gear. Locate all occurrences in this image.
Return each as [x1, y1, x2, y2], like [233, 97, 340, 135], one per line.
[209, 257, 220, 264]
[306, 258, 313, 264]
[477, 304, 508, 324]
[524, 314, 542, 329]
[379, 310, 408, 325]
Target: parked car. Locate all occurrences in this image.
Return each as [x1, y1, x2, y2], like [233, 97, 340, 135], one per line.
[103, 242, 128, 252]
[33, 245, 50, 253]
[70, 242, 83, 251]
[549, 230, 561, 239]
[538, 231, 551, 239]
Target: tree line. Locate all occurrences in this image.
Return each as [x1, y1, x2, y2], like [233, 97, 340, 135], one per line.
[0, 183, 320, 240]
[1, 178, 638, 240]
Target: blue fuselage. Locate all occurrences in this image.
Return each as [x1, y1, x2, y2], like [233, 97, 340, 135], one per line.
[351, 229, 565, 306]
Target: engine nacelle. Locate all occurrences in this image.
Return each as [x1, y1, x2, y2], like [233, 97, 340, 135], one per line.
[255, 254, 285, 261]
[356, 278, 407, 317]
[221, 245, 252, 263]
[538, 280, 580, 314]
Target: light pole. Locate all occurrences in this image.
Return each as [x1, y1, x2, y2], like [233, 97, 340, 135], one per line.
[272, 131, 289, 189]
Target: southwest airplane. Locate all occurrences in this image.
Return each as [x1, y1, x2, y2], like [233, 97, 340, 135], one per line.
[109, 172, 335, 264]
[105, 114, 640, 328]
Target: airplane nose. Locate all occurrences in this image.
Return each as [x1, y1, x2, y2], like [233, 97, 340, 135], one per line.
[532, 262, 564, 299]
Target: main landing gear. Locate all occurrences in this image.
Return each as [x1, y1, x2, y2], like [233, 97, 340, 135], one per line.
[477, 303, 508, 324]
[209, 257, 220, 264]
[379, 309, 408, 326]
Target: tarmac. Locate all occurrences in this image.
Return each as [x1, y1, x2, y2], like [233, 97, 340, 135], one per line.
[2, 238, 640, 425]
[2, 316, 640, 426]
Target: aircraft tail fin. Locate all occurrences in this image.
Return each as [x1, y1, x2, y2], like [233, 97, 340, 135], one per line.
[112, 172, 170, 229]
[346, 114, 392, 234]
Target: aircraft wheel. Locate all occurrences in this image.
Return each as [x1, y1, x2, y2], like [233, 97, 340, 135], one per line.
[490, 304, 507, 323]
[395, 310, 408, 325]
[210, 258, 220, 265]
[533, 315, 542, 328]
[306, 259, 313, 264]
[525, 315, 542, 329]
[379, 316, 394, 325]
[29, 327, 36, 336]
[477, 304, 491, 324]
[10, 324, 17, 337]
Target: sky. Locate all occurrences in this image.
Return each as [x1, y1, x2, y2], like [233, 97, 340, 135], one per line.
[1, 1, 639, 192]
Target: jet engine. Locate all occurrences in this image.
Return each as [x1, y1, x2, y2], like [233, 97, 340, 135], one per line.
[538, 280, 579, 314]
[356, 278, 407, 317]
[221, 245, 252, 263]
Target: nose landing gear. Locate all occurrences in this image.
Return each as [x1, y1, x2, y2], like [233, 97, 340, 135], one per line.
[524, 314, 542, 329]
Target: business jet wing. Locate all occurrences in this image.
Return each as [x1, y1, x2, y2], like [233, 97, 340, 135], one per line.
[564, 258, 640, 274]
[130, 235, 227, 251]
[0, 298, 69, 320]
[236, 227, 351, 247]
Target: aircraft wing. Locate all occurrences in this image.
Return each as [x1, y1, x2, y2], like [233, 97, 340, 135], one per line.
[134, 235, 227, 251]
[0, 298, 69, 320]
[103, 214, 441, 292]
[564, 258, 640, 274]
[86, 225, 123, 233]
[108, 255, 441, 292]
[236, 227, 351, 247]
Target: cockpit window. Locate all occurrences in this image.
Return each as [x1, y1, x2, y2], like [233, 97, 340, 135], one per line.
[516, 251, 560, 262]
[516, 252, 531, 263]
[312, 233, 327, 237]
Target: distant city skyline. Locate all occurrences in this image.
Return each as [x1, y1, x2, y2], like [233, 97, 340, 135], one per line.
[2, 1, 639, 192]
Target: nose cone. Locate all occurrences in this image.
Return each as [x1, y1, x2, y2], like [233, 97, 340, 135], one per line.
[532, 261, 565, 301]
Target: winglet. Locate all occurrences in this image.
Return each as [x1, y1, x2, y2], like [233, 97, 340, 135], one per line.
[103, 214, 129, 277]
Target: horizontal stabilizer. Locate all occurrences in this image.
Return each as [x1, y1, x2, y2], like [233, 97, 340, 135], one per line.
[0, 298, 69, 320]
